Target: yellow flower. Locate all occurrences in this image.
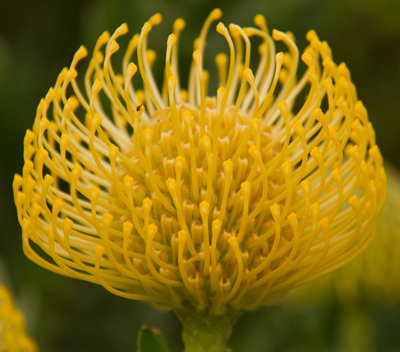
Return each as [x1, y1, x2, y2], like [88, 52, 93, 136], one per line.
[0, 286, 37, 352]
[13, 10, 386, 318]
[290, 164, 400, 308]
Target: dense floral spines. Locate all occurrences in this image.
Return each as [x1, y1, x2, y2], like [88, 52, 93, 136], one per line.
[13, 10, 386, 316]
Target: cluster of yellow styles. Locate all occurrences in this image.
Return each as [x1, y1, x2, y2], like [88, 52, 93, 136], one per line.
[0, 286, 37, 352]
[13, 9, 386, 317]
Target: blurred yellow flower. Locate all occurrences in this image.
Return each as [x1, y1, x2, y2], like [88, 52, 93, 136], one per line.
[13, 9, 386, 319]
[290, 164, 400, 308]
[0, 286, 37, 352]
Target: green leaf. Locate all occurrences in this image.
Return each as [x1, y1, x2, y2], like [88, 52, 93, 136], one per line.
[137, 325, 170, 352]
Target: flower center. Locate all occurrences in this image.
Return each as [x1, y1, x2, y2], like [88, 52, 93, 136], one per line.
[110, 99, 289, 313]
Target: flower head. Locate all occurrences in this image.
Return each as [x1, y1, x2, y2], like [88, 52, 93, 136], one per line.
[0, 286, 37, 352]
[291, 164, 400, 308]
[13, 10, 386, 316]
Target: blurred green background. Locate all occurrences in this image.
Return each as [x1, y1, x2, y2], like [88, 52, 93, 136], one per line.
[1, 0, 400, 351]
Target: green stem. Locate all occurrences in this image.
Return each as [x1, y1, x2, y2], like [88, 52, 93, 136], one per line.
[337, 307, 374, 352]
[176, 311, 240, 352]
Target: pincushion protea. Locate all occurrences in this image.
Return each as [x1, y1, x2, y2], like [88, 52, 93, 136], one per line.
[0, 286, 37, 352]
[291, 165, 400, 307]
[286, 164, 400, 352]
[13, 9, 386, 351]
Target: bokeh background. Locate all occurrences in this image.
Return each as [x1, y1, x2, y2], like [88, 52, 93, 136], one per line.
[1, 0, 400, 351]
